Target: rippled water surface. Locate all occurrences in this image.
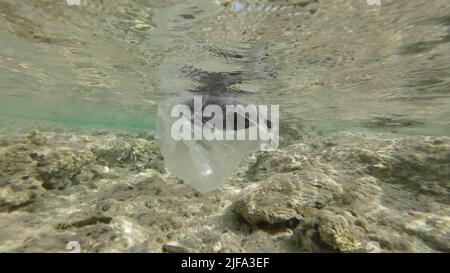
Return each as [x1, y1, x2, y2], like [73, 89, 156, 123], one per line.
[1, 0, 450, 136]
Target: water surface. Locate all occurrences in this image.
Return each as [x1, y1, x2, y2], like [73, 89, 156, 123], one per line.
[0, 0, 449, 136]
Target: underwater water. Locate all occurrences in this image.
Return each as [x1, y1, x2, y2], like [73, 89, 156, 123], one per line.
[0, 0, 449, 253]
[1, 0, 449, 135]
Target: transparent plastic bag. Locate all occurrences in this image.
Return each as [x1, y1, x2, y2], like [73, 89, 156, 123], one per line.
[155, 96, 276, 193]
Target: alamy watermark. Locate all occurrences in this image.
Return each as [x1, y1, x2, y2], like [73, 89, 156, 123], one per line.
[169, 96, 279, 151]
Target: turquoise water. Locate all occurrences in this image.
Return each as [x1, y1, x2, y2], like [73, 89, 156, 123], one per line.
[1, 0, 449, 136]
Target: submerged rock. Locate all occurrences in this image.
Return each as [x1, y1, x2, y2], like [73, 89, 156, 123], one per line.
[293, 208, 366, 252]
[0, 130, 448, 253]
[0, 177, 37, 213]
[234, 132, 449, 252]
[35, 150, 96, 190]
[94, 137, 164, 172]
[234, 172, 343, 228]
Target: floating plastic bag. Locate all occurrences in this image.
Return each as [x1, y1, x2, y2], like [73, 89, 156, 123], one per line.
[155, 96, 277, 193]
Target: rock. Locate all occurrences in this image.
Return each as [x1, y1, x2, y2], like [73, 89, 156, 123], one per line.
[237, 132, 449, 252]
[26, 130, 47, 146]
[401, 212, 450, 252]
[233, 172, 343, 228]
[316, 211, 364, 252]
[0, 131, 448, 253]
[293, 209, 368, 252]
[57, 215, 113, 229]
[93, 137, 165, 173]
[245, 146, 308, 181]
[293, 209, 366, 252]
[35, 149, 96, 190]
[73, 164, 110, 186]
[288, 0, 313, 7]
[0, 179, 36, 212]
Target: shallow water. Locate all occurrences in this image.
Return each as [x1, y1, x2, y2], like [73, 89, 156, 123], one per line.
[0, 1, 449, 253]
[1, 0, 449, 136]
